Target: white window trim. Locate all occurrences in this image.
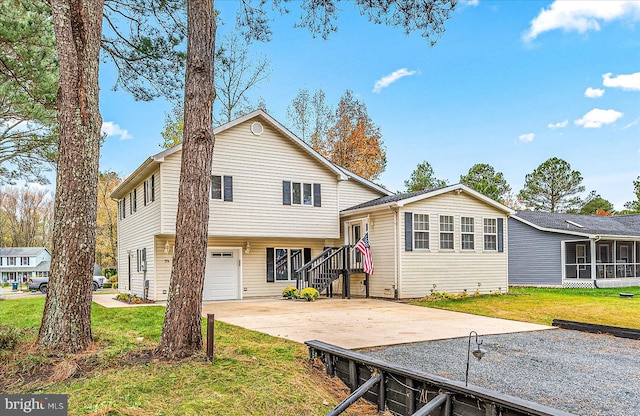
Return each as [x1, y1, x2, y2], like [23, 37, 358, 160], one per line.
[413, 213, 430, 250]
[289, 181, 314, 207]
[460, 216, 475, 251]
[274, 248, 303, 281]
[439, 214, 454, 251]
[483, 217, 498, 252]
[210, 175, 232, 201]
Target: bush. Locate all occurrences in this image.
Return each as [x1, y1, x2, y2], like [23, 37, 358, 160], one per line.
[300, 287, 319, 302]
[103, 282, 112, 289]
[115, 293, 145, 304]
[113, 282, 118, 289]
[282, 286, 299, 299]
[109, 274, 118, 283]
[1, 282, 9, 288]
[0, 325, 29, 350]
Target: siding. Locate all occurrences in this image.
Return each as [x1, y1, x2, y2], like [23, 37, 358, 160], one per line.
[340, 210, 397, 298]
[338, 179, 386, 211]
[153, 236, 328, 301]
[160, 120, 340, 239]
[116, 169, 161, 298]
[399, 192, 509, 298]
[507, 218, 567, 286]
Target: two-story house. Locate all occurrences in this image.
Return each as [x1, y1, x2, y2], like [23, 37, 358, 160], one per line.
[111, 110, 513, 301]
[0, 247, 51, 283]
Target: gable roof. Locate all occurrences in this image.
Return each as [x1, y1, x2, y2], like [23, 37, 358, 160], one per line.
[0, 247, 49, 257]
[111, 110, 392, 199]
[511, 211, 640, 239]
[342, 183, 514, 215]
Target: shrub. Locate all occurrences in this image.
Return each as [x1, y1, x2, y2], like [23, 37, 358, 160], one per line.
[282, 286, 299, 299]
[0, 325, 28, 350]
[300, 287, 319, 302]
[103, 282, 112, 289]
[113, 282, 118, 289]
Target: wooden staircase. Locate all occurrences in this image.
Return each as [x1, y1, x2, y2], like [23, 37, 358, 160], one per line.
[296, 245, 366, 298]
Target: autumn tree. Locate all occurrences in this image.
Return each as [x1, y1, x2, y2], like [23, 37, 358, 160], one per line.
[158, 0, 456, 358]
[0, 187, 53, 247]
[96, 171, 121, 270]
[518, 157, 585, 213]
[623, 176, 640, 213]
[460, 163, 510, 202]
[404, 161, 448, 192]
[320, 90, 386, 180]
[0, 0, 58, 184]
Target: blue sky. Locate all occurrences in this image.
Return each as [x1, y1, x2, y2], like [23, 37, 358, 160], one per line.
[98, 0, 640, 209]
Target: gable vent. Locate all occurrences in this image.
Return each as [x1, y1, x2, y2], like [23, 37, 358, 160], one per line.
[250, 122, 264, 136]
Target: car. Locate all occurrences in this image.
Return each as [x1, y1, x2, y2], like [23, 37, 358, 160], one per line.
[28, 275, 105, 294]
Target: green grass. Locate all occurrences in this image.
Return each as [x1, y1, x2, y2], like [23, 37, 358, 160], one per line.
[411, 286, 640, 328]
[0, 297, 372, 416]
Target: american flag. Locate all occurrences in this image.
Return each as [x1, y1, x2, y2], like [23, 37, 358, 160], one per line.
[354, 232, 374, 275]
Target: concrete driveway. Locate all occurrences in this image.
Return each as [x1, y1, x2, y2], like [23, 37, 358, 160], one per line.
[201, 298, 552, 349]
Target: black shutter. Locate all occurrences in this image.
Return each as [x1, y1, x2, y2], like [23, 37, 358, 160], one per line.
[303, 248, 311, 264]
[223, 176, 233, 201]
[143, 181, 147, 206]
[497, 218, 504, 252]
[123, 198, 126, 218]
[266, 248, 275, 282]
[151, 174, 155, 201]
[405, 211, 413, 251]
[313, 183, 321, 207]
[282, 181, 291, 205]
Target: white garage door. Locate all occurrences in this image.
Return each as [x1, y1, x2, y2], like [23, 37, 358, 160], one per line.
[203, 250, 240, 301]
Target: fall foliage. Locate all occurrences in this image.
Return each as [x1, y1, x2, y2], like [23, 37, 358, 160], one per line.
[96, 171, 121, 270]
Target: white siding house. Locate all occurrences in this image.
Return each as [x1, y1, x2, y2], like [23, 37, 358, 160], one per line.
[111, 110, 391, 301]
[0, 247, 51, 283]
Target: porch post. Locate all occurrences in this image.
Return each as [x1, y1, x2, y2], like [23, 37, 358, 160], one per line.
[590, 239, 597, 282]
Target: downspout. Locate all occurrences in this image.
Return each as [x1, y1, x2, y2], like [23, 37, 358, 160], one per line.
[391, 206, 399, 300]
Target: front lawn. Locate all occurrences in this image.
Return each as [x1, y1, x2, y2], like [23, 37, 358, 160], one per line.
[0, 297, 374, 415]
[411, 286, 640, 329]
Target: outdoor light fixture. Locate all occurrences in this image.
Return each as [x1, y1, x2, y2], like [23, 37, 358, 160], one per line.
[465, 330, 487, 386]
[164, 241, 170, 254]
[244, 241, 251, 254]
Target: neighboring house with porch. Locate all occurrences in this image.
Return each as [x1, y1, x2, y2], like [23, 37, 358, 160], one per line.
[508, 211, 640, 288]
[111, 110, 514, 301]
[0, 247, 51, 283]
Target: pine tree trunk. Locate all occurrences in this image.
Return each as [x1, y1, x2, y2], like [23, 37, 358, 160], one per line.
[38, 0, 104, 353]
[155, 0, 216, 358]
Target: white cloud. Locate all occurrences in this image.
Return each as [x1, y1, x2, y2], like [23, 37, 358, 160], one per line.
[584, 87, 605, 98]
[548, 119, 569, 129]
[621, 120, 639, 130]
[519, 133, 535, 143]
[372, 68, 418, 93]
[101, 121, 132, 140]
[574, 108, 623, 128]
[602, 72, 640, 91]
[523, 1, 640, 42]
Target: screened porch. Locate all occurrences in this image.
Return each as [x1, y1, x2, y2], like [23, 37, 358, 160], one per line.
[564, 240, 640, 280]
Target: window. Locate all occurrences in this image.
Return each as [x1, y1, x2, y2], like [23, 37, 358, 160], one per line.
[282, 181, 322, 207]
[8, 257, 16, 266]
[267, 247, 310, 282]
[461, 217, 474, 250]
[484, 218, 497, 251]
[136, 248, 146, 272]
[20, 257, 29, 266]
[439, 215, 454, 250]
[211, 175, 233, 201]
[413, 214, 430, 249]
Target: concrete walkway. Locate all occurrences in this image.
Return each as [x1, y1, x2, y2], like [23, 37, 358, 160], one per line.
[200, 298, 553, 349]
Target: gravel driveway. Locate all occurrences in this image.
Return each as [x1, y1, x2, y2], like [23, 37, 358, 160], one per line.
[366, 329, 640, 416]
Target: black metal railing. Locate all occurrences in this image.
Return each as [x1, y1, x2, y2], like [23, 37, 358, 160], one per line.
[295, 245, 366, 295]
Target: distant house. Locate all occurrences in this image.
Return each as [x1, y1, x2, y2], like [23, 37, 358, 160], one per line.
[508, 211, 640, 288]
[0, 247, 51, 283]
[111, 110, 514, 301]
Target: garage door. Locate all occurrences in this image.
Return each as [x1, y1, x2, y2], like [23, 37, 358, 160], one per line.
[203, 250, 240, 301]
